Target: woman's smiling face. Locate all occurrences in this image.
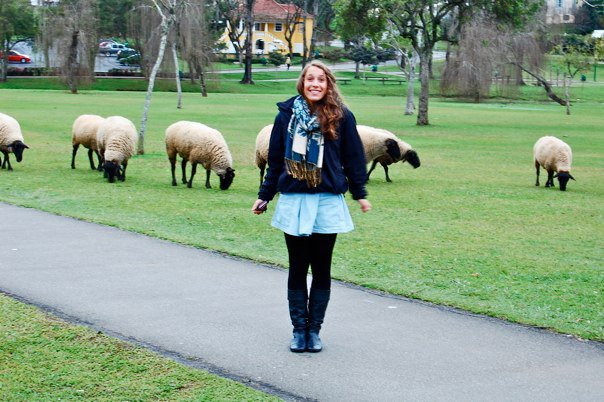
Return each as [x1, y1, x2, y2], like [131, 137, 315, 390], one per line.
[303, 66, 327, 105]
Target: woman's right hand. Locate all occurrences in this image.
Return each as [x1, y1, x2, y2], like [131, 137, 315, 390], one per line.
[252, 199, 268, 215]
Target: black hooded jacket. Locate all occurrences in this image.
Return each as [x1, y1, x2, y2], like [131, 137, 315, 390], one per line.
[258, 96, 368, 201]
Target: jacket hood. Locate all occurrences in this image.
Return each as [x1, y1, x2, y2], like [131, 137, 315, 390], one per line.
[277, 95, 299, 113]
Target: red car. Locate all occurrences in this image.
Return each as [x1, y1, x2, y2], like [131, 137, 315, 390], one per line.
[0, 50, 32, 63]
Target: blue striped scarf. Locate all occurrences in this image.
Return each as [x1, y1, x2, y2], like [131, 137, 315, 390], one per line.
[285, 96, 324, 187]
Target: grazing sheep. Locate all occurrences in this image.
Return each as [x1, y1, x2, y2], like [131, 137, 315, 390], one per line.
[165, 121, 235, 190]
[255, 124, 273, 187]
[0, 112, 29, 171]
[533, 136, 575, 191]
[71, 114, 104, 170]
[96, 116, 137, 183]
[357, 125, 420, 182]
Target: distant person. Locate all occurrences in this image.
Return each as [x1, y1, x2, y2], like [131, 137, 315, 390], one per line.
[252, 60, 371, 353]
[286, 56, 291, 71]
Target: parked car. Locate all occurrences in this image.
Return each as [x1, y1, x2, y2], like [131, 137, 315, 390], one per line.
[117, 49, 139, 60]
[99, 43, 128, 56]
[118, 53, 141, 67]
[0, 50, 31, 63]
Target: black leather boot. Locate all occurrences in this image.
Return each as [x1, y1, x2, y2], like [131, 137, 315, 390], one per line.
[288, 289, 308, 353]
[307, 288, 330, 353]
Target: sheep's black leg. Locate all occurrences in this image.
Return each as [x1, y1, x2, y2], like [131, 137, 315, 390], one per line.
[120, 161, 128, 181]
[187, 162, 197, 188]
[181, 158, 188, 184]
[87, 149, 96, 170]
[546, 171, 554, 187]
[382, 162, 392, 182]
[535, 161, 540, 186]
[71, 144, 79, 169]
[169, 156, 177, 186]
[205, 169, 212, 189]
[367, 160, 378, 180]
[94, 150, 102, 170]
[3, 152, 12, 171]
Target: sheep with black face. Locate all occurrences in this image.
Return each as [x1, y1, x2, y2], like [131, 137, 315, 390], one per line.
[533, 136, 575, 191]
[165, 121, 235, 190]
[0, 112, 29, 171]
[71, 114, 105, 170]
[357, 125, 420, 182]
[96, 116, 137, 183]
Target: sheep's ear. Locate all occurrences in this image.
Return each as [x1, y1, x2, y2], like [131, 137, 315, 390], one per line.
[23, 144, 30, 149]
[569, 174, 576, 181]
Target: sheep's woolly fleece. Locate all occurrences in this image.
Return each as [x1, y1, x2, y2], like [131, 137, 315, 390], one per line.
[356, 125, 412, 163]
[165, 121, 233, 175]
[0, 112, 24, 148]
[255, 124, 273, 168]
[534, 136, 572, 172]
[72, 114, 105, 151]
[97, 116, 138, 164]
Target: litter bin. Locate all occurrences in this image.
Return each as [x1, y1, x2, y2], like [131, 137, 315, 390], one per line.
[371, 64, 378, 72]
[580, 74, 586, 82]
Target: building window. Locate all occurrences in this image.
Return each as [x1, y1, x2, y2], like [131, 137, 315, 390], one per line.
[275, 23, 283, 32]
[299, 24, 304, 33]
[556, 0, 562, 7]
[254, 22, 262, 31]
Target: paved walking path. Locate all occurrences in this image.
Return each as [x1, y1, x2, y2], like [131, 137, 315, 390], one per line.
[1, 202, 603, 401]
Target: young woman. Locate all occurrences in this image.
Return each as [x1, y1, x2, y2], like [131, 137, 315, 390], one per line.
[252, 60, 371, 353]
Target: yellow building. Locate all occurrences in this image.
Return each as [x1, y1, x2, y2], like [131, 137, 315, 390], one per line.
[219, 0, 313, 56]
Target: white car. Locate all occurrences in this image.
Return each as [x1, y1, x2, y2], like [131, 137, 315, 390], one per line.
[99, 43, 128, 57]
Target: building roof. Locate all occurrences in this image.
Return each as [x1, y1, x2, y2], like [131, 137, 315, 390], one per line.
[253, 0, 309, 21]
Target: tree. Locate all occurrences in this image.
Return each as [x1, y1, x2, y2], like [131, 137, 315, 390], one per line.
[47, 0, 99, 94]
[385, 28, 417, 115]
[0, 0, 36, 82]
[139, 0, 182, 154]
[216, 0, 245, 65]
[384, 0, 542, 125]
[554, 44, 592, 115]
[240, 0, 255, 84]
[99, 0, 134, 40]
[283, 3, 302, 57]
[333, 0, 385, 79]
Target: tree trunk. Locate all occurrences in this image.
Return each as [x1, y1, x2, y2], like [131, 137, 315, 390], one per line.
[404, 52, 418, 116]
[428, 51, 434, 80]
[354, 61, 360, 79]
[66, 30, 80, 94]
[309, 0, 319, 61]
[417, 48, 431, 125]
[514, 63, 566, 106]
[171, 41, 182, 109]
[199, 67, 207, 97]
[515, 63, 525, 86]
[188, 59, 196, 84]
[139, 19, 171, 155]
[565, 75, 571, 115]
[301, 0, 308, 67]
[240, 0, 254, 84]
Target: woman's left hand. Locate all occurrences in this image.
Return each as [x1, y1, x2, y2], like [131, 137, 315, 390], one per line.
[358, 199, 371, 213]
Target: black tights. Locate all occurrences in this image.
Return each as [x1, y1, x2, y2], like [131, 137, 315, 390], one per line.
[285, 233, 337, 291]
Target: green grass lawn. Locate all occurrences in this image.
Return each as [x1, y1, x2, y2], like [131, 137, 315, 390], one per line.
[0, 294, 278, 400]
[0, 88, 602, 343]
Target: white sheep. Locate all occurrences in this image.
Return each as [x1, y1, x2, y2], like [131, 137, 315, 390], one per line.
[357, 125, 421, 182]
[165, 121, 235, 190]
[0, 112, 29, 171]
[96, 116, 137, 183]
[255, 124, 273, 187]
[71, 114, 105, 170]
[533, 136, 575, 191]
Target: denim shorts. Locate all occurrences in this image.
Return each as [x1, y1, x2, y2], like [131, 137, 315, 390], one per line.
[271, 192, 354, 236]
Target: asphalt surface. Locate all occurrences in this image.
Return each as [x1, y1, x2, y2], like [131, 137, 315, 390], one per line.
[1, 202, 603, 401]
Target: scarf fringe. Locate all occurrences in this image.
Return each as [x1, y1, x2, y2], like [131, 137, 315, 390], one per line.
[285, 159, 322, 188]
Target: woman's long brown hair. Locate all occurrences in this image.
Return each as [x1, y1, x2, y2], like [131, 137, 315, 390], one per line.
[296, 60, 344, 141]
